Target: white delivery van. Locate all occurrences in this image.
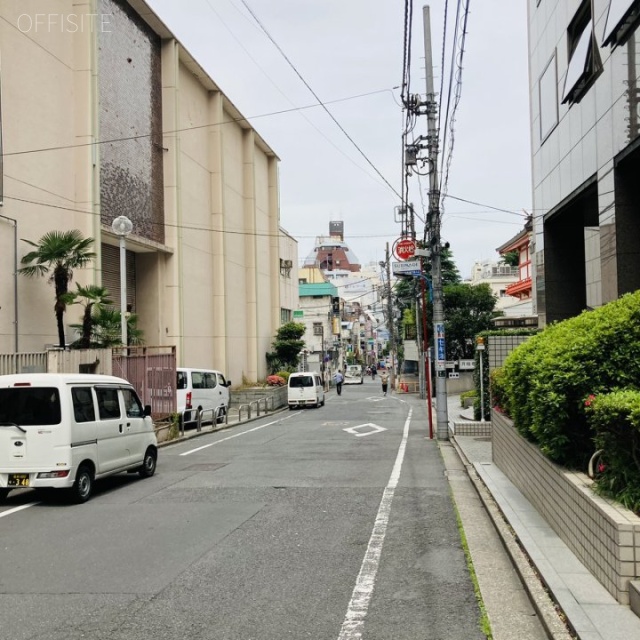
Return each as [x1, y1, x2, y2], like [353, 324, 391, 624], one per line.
[288, 371, 325, 409]
[0, 373, 157, 504]
[176, 368, 231, 427]
[344, 364, 364, 385]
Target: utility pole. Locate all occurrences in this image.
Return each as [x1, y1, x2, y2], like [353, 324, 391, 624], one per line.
[423, 5, 449, 440]
[385, 242, 397, 390]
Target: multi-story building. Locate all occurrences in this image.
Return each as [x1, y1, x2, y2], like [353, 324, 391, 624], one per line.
[0, 0, 295, 384]
[494, 217, 538, 326]
[528, 0, 640, 325]
[469, 261, 520, 311]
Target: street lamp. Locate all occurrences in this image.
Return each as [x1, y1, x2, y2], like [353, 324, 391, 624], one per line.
[111, 216, 133, 352]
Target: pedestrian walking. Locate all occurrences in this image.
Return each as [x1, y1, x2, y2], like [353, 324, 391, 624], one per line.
[380, 369, 389, 396]
[334, 370, 344, 396]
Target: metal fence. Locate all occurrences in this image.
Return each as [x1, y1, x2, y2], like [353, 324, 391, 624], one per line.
[0, 352, 47, 375]
[112, 346, 177, 419]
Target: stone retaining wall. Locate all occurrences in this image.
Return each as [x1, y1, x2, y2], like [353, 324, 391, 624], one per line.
[492, 409, 640, 605]
[230, 386, 288, 409]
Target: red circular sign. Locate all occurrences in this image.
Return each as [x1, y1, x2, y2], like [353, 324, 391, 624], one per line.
[394, 238, 416, 261]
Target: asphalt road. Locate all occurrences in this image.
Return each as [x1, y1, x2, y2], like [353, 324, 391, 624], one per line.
[0, 379, 486, 640]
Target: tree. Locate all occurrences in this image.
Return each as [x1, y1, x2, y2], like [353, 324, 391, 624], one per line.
[501, 250, 519, 267]
[19, 230, 95, 348]
[90, 307, 144, 347]
[267, 322, 306, 372]
[65, 284, 113, 348]
[443, 283, 497, 359]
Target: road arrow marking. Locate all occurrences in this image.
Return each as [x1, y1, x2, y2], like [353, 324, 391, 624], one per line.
[343, 423, 387, 437]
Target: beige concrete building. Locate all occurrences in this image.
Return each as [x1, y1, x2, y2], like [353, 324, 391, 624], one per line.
[0, 0, 295, 384]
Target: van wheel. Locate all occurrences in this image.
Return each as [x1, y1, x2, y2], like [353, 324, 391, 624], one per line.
[71, 465, 93, 504]
[139, 447, 157, 478]
[321, 398, 325, 407]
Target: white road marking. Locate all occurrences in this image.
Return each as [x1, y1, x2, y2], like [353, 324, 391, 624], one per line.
[343, 423, 387, 437]
[180, 414, 295, 456]
[0, 502, 38, 519]
[338, 409, 412, 639]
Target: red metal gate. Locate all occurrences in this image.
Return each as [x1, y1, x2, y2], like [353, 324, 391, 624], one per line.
[112, 346, 176, 419]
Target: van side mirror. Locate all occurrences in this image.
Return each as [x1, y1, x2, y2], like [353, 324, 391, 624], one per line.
[143, 404, 152, 417]
[226, 380, 232, 387]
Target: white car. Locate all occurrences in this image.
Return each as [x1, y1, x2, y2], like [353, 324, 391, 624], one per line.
[176, 368, 231, 427]
[0, 373, 157, 503]
[344, 365, 364, 384]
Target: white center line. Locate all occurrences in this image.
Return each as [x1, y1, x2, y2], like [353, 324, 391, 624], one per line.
[337, 409, 412, 640]
[0, 502, 38, 519]
[179, 414, 295, 456]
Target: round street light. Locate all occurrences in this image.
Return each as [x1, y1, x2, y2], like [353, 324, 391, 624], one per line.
[111, 216, 133, 352]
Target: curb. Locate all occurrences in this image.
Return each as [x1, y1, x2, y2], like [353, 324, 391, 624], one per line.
[450, 436, 574, 640]
[156, 405, 290, 449]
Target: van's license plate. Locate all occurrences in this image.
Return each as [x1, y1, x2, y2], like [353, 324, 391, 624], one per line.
[8, 474, 29, 487]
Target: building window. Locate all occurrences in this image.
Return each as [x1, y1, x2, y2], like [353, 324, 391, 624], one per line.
[602, 0, 640, 47]
[280, 308, 292, 324]
[562, 1, 602, 104]
[539, 52, 558, 141]
[280, 258, 292, 278]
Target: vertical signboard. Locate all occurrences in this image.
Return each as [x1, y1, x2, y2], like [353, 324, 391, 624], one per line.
[435, 322, 446, 371]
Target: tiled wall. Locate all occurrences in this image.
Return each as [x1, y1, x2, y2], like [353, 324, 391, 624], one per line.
[488, 335, 532, 371]
[493, 410, 640, 605]
[453, 421, 491, 437]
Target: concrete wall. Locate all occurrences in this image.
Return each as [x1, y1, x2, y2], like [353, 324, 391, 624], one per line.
[0, 1, 289, 387]
[493, 409, 640, 605]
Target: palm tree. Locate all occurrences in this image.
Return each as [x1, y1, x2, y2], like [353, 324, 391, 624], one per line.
[19, 230, 95, 348]
[65, 284, 113, 348]
[91, 307, 144, 347]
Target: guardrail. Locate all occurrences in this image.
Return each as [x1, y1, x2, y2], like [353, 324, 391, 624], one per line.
[172, 399, 282, 443]
[196, 406, 227, 432]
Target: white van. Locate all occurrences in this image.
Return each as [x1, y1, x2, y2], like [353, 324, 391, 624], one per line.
[344, 364, 364, 385]
[0, 373, 157, 504]
[176, 368, 231, 427]
[288, 371, 325, 409]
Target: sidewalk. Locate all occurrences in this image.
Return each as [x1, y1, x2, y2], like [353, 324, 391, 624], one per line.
[445, 396, 640, 640]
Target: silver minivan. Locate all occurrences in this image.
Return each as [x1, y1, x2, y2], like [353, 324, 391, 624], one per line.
[176, 368, 231, 426]
[287, 372, 325, 409]
[0, 373, 157, 503]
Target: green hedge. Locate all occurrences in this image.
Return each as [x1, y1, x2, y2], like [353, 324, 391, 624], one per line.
[587, 389, 640, 513]
[473, 329, 539, 421]
[501, 290, 640, 468]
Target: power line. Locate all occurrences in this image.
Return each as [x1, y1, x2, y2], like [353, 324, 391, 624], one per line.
[239, 0, 402, 201]
[2, 88, 396, 158]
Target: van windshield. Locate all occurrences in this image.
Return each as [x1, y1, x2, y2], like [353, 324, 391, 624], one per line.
[290, 376, 313, 388]
[0, 387, 61, 426]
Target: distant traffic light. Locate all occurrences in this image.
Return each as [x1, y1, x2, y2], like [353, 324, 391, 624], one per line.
[332, 297, 340, 314]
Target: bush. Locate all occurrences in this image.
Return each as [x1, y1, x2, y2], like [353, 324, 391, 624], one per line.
[276, 371, 291, 383]
[266, 375, 286, 387]
[586, 389, 640, 513]
[490, 368, 507, 413]
[460, 390, 477, 402]
[501, 290, 640, 468]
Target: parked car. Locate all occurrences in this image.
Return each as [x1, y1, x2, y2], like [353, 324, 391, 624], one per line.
[288, 371, 325, 409]
[344, 364, 364, 384]
[0, 373, 157, 503]
[176, 368, 231, 427]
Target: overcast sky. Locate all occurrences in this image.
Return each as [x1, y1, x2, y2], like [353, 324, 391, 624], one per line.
[147, 0, 531, 279]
